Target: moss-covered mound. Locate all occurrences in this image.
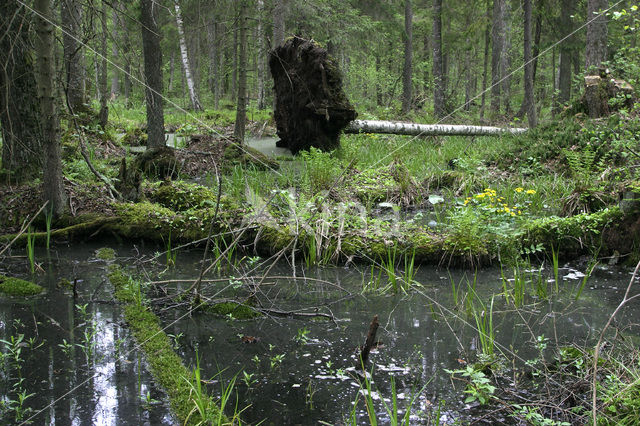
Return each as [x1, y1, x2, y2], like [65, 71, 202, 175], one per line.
[0, 275, 44, 297]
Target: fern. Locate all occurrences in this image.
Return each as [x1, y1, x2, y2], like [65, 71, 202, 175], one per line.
[563, 146, 597, 182]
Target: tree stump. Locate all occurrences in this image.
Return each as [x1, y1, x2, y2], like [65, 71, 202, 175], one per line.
[582, 68, 636, 118]
[268, 36, 357, 154]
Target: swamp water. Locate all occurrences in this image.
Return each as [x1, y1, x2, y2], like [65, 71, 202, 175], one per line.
[1, 242, 639, 424]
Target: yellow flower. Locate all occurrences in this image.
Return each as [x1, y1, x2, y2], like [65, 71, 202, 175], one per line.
[504, 207, 510, 212]
[475, 193, 486, 199]
[515, 187, 524, 192]
[526, 189, 536, 194]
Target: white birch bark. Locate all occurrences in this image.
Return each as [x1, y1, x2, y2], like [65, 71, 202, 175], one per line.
[174, 0, 202, 111]
[344, 120, 527, 136]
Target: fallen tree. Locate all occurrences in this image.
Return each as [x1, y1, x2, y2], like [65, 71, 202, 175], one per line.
[344, 119, 527, 136]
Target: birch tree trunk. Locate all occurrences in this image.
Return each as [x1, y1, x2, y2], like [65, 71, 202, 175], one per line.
[585, 0, 608, 72]
[141, 0, 165, 149]
[432, 0, 445, 118]
[401, 0, 413, 115]
[523, 0, 537, 128]
[344, 120, 527, 136]
[35, 0, 67, 216]
[234, 0, 248, 141]
[174, 0, 202, 111]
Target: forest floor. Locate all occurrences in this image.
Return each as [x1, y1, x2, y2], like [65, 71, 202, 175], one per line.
[1, 104, 640, 268]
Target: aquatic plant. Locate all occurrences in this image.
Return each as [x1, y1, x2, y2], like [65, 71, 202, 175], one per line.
[445, 365, 496, 405]
[472, 296, 495, 357]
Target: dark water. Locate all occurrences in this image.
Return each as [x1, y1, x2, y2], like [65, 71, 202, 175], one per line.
[1, 242, 638, 425]
[0, 245, 174, 425]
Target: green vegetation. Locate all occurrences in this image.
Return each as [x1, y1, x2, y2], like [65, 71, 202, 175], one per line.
[107, 264, 228, 425]
[0, 276, 43, 297]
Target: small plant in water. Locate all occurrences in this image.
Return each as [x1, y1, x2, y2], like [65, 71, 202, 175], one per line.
[270, 353, 285, 369]
[294, 327, 310, 345]
[241, 371, 257, 389]
[445, 365, 496, 405]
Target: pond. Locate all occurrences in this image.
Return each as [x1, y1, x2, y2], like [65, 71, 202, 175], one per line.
[1, 242, 638, 424]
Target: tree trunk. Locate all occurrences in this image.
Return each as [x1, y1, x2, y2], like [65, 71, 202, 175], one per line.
[141, 0, 165, 149]
[490, 0, 503, 114]
[432, 0, 445, 118]
[344, 120, 527, 136]
[35, 0, 67, 216]
[556, 0, 574, 113]
[464, 38, 472, 111]
[273, 0, 286, 47]
[501, 0, 512, 115]
[0, 1, 43, 180]
[206, 16, 218, 101]
[174, 0, 202, 111]
[523, 0, 537, 128]
[234, 0, 248, 141]
[168, 51, 175, 94]
[585, 0, 608, 72]
[61, 0, 85, 113]
[98, 1, 109, 128]
[272, 0, 286, 111]
[401, 0, 413, 114]
[121, 7, 132, 105]
[257, 0, 266, 110]
[480, 0, 491, 119]
[110, 2, 120, 99]
[232, 21, 238, 101]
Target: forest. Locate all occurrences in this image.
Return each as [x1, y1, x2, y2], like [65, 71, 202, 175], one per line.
[0, 0, 640, 424]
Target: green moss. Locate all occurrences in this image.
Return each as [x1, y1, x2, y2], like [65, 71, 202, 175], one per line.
[524, 207, 623, 257]
[107, 265, 227, 424]
[96, 247, 116, 260]
[204, 301, 261, 319]
[0, 275, 44, 297]
[149, 181, 219, 211]
[114, 201, 179, 234]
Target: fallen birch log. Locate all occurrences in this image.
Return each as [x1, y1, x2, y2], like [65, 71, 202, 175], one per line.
[344, 119, 528, 136]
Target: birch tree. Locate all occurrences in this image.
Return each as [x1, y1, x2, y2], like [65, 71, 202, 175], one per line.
[174, 0, 203, 111]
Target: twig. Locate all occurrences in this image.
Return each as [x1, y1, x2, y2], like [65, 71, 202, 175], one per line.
[591, 259, 640, 424]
